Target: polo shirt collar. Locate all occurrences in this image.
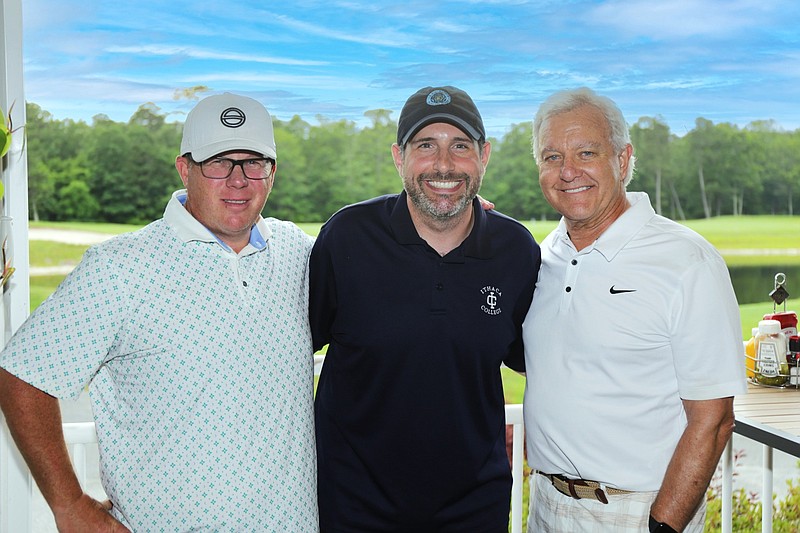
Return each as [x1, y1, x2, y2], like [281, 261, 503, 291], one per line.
[163, 189, 271, 255]
[389, 190, 491, 259]
[554, 191, 655, 262]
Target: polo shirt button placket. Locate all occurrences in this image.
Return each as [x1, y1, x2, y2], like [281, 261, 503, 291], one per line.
[562, 255, 580, 306]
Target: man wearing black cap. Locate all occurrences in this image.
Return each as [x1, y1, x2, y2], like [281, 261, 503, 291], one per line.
[309, 86, 541, 532]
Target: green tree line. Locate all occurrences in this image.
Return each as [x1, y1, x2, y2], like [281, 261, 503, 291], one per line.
[25, 101, 800, 224]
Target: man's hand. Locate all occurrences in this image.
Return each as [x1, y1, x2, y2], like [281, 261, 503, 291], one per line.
[650, 397, 735, 530]
[53, 494, 130, 533]
[0, 370, 127, 531]
[477, 194, 495, 211]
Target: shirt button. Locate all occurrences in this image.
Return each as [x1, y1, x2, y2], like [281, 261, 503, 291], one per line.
[436, 283, 444, 290]
[243, 281, 248, 287]
[571, 259, 578, 265]
[565, 286, 572, 293]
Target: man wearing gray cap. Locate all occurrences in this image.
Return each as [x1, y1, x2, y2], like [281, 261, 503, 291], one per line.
[0, 93, 318, 531]
[309, 86, 541, 532]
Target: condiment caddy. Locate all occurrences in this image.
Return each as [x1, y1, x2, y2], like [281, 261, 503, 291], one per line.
[745, 273, 799, 389]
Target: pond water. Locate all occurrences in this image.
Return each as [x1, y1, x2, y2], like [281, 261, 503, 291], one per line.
[728, 265, 800, 305]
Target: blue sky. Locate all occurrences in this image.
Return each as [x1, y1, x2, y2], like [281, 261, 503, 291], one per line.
[21, 0, 800, 139]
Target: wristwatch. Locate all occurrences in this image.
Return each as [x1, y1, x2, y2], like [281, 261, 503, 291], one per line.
[649, 515, 678, 533]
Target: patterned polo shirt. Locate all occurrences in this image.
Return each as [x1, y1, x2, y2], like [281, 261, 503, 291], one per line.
[1, 190, 318, 531]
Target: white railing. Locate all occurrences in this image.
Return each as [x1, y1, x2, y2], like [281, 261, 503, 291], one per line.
[61, 423, 99, 490]
[3, 401, 791, 533]
[506, 403, 525, 533]
[9, 406, 525, 533]
[1, 358, 791, 533]
[6, 355, 787, 533]
[719, 437, 787, 533]
[2, 355, 529, 533]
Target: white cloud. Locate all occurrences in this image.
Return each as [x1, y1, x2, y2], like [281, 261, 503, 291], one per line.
[16, 0, 800, 137]
[105, 45, 329, 66]
[587, 0, 787, 40]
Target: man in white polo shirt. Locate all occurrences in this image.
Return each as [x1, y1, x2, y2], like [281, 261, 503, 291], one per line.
[0, 93, 317, 531]
[522, 87, 747, 532]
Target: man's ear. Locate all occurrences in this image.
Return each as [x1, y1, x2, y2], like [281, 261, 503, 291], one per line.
[391, 143, 404, 175]
[175, 155, 190, 187]
[618, 144, 633, 182]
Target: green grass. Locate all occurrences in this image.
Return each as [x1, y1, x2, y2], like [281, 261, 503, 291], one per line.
[724, 255, 800, 266]
[29, 275, 66, 309]
[296, 222, 323, 237]
[519, 220, 558, 243]
[29, 240, 90, 266]
[25, 215, 800, 403]
[679, 215, 800, 250]
[519, 215, 800, 262]
[499, 297, 800, 406]
[27, 215, 800, 252]
[502, 368, 526, 404]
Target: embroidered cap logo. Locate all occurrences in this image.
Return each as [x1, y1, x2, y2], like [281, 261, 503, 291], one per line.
[220, 107, 246, 128]
[426, 89, 452, 106]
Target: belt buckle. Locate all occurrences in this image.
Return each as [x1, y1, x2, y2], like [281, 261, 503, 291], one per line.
[549, 473, 610, 504]
[592, 486, 609, 504]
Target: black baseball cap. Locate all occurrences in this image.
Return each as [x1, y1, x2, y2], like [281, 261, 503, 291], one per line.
[396, 86, 486, 146]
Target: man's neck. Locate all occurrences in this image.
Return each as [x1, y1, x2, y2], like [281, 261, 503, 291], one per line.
[407, 199, 475, 257]
[565, 196, 631, 251]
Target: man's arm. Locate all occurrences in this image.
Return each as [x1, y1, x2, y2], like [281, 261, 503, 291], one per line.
[649, 396, 735, 531]
[0, 368, 129, 532]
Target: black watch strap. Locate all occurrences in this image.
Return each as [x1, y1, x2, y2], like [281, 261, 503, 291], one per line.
[649, 515, 678, 533]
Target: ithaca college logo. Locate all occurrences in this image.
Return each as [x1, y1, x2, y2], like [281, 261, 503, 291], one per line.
[220, 107, 246, 128]
[480, 286, 503, 316]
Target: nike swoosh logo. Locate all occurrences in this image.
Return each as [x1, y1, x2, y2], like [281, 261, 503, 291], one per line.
[610, 286, 637, 294]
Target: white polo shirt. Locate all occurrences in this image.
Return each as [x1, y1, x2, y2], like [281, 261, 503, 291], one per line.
[1, 190, 318, 531]
[522, 192, 747, 491]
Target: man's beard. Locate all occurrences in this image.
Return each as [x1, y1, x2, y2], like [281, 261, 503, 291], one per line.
[404, 171, 481, 222]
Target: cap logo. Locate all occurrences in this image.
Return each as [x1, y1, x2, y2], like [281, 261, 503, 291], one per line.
[426, 89, 452, 106]
[220, 107, 246, 128]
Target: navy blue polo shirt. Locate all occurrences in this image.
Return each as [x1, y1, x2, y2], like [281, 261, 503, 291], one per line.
[310, 192, 540, 532]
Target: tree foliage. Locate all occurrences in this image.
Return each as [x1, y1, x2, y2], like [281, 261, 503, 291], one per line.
[24, 102, 800, 224]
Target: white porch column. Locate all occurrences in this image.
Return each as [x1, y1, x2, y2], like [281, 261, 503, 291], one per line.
[0, 0, 32, 531]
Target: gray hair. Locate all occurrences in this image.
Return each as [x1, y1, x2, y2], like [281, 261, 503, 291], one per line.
[531, 87, 636, 186]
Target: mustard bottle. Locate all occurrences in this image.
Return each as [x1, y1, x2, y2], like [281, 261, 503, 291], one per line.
[745, 327, 758, 380]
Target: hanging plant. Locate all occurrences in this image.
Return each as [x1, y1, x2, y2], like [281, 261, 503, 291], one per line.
[1, 239, 12, 289]
[0, 107, 7, 199]
[0, 103, 20, 159]
[0, 103, 19, 286]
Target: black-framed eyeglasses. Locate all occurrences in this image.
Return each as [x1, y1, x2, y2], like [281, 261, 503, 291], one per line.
[189, 155, 274, 180]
